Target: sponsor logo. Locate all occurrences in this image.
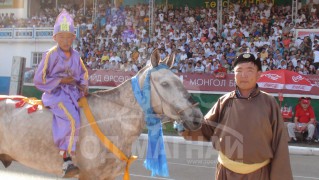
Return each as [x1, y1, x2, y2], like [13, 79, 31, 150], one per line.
[262, 83, 279, 89]
[292, 75, 305, 82]
[263, 74, 281, 80]
[290, 85, 306, 90]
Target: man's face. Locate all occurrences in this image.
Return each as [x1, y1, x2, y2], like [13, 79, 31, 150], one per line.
[234, 62, 261, 91]
[301, 103, 310, 109]
[54, 32, 75, 52]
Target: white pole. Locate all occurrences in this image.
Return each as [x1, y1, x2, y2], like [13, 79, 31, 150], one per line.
[166, 0, 168, 11]
[92, 0, 95, 22]
[84, 0, 86, 15]
[28, 0, 31, 18]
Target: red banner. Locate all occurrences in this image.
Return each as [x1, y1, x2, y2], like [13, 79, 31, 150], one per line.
[88, 70, 319, 96]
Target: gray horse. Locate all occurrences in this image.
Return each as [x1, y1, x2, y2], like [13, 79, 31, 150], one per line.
[0, 49, 203, 180]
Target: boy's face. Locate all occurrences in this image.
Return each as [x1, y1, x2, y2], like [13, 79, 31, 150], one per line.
[53, 32, 75, 52]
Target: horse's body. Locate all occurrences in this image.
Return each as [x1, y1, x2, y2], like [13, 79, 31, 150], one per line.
[0, 50, 203, 180]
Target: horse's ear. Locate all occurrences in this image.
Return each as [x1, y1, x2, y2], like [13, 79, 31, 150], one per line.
[165, 51, 175, 68]
[151, 49, 160, 67]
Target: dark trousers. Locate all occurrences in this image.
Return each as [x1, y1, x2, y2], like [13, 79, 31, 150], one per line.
[315, 123, 319, 139]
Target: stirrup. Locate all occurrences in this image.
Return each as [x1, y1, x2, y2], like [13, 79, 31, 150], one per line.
[62, 161, 80, 178]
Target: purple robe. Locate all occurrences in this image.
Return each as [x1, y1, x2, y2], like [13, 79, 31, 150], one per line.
[34, 46, 88, 153]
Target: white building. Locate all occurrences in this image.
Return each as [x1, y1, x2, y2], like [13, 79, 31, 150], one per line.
[0, 28, 79, 94]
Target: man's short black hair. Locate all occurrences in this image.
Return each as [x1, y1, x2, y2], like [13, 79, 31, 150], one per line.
[234, 53, 262, 71]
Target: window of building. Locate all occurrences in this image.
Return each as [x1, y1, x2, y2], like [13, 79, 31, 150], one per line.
[31, 52, 43, 67]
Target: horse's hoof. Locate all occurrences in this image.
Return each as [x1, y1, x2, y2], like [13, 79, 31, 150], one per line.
[62, 164, 80, 178]
[1, 160, 12, 168]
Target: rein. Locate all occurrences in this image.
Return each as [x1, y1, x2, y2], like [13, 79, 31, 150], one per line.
[78, 97, 137, 180]
[149, 77, 199, 118]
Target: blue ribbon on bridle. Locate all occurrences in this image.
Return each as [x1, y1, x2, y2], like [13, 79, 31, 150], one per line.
[131, 64, 170, 177]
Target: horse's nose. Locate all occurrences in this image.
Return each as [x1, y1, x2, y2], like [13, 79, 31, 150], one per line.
[193, 122, 200, 126]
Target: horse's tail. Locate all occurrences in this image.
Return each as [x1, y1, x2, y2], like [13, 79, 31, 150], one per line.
[0, 98, 13, 168]
[0, 154, 13, 168]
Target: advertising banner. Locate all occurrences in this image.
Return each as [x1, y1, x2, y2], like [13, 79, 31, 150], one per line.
[88, 70, 319, 96]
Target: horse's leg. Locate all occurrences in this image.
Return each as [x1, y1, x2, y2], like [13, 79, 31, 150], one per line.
[78, 172, 98, 180]
[79, 173, 116, 180]
[0, 154, 13, 168]
[78, 174, 87, 180]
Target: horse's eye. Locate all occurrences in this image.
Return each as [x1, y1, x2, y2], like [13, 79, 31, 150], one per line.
[161, 82, 169, 87]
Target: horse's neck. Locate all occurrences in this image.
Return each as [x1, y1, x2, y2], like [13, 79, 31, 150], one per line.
[85, 79, 145, 151]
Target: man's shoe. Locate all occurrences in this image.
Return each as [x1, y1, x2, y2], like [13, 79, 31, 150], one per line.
[305, 137, 313, 144]
[314, 138, 319, 143]
[62, 160, 80, 178]
[289, 137, 298, 143]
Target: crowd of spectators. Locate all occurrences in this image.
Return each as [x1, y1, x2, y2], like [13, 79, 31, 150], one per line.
[2, 1, 319, 75]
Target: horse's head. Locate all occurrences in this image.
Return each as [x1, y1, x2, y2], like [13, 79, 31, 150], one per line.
[136, 49, 203, 131]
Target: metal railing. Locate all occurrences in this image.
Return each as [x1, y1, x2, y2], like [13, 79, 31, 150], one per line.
[0, 27, 80, 39]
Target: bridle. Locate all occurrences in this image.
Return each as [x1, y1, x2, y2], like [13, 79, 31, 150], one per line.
[149, 69, 199, 123]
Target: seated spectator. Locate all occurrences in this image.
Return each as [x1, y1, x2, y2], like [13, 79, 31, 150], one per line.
[109, 60, 119, 71]
[103, 60, 110, 70]
[194, 61, 205, 74]
[4, 1, 319, 75]
[261, 60, 269, 72]
[295, 97, 313, 112]
[101, 51, 110, 62]
[281, 104, 294, 126]
[206, 60, 219, 74]
[287, 98, 316, 143]
[268, 59, 277, 70]
[260, 48, 268, 60]
[213, 64, 227, 78]
[286, 64, 294, 71]
[130, 61, 139, 72]
[87, 57, 99, 69]
[313, 45, 319, 70]
[226, 48, 236, 64]
[277, 60, 287, 69]
[309, 65, 317, 74]
[120, 61, 132, 72]
[185, 61, 194, 73]
[295, 66, 303, 74]
[109, 52, 121, 63]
